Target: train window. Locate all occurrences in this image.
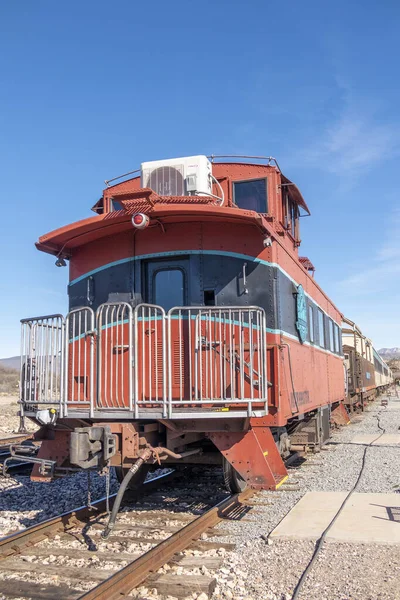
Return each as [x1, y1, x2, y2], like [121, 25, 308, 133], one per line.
[110, 198, 124, 211]
[318, 310, 325, 348]
[154, 268, 185, 311]
[233, 178, 268, 213]
[204, 290, 215, 306]
[328, 320, 334, 352]
[334, 324, 340, 354]
[308, 306, 314, 343]
[283, 192, 300, 241]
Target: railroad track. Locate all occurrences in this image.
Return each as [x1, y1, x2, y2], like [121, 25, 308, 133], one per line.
[0, 468, 254, 600]
[0, 434, 33, 449]
[0, 459, 33, 476]
[0, 425, 353, 600]
[0, 437, 38, 477]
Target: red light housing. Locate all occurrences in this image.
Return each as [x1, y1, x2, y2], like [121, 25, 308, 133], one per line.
[131, 213, 149, 229]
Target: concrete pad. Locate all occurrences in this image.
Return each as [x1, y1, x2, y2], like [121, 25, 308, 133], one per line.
[270, 492, 400, 544]
[350, 434, 400, 445]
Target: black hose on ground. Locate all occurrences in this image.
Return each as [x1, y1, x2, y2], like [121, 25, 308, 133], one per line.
[101, 453, 149, 539]
[291, 408, 386, 600]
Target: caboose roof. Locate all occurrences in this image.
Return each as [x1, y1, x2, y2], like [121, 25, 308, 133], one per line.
[280, 173, 310, 215]
[36, 160, 310, 257]
[36, 203, 272, 258]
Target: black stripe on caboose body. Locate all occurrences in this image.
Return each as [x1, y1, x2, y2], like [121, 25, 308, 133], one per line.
[68, 250, 342, 356]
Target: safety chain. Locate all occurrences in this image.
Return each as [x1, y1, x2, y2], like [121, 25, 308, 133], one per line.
[105, 465, 111, 515]
[86, 470, 93, 510]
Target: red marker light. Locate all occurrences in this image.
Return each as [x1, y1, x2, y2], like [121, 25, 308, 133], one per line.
[132, 213, 149, 229]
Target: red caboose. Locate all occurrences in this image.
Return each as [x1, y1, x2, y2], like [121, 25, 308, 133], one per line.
[19, 155, 346, 492]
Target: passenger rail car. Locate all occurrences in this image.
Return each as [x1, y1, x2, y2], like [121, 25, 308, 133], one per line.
[19, 154, 347, 492]
[342, 317, 392, 410]
[374, 349, 393, 390]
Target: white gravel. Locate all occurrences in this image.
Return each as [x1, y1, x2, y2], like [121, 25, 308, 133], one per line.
[208, 391, 400, 600]
[0, 470, 119, 536]
[0, 399, 116, 536]
[1, 393, 400, 599]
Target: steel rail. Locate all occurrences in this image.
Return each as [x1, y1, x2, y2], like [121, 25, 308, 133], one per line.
[0, 434, 33, 448]
[0, 461, 33, 475]
[79, 488, 254, 600]
[0, 470, 178, 558]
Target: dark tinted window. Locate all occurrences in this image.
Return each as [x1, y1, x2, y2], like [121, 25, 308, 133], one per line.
[204, 290, 215, 306]
[308, 306, 314, 343]
[318, 310, 325, 348]
[111, 199, 124, 211]
[334, 324, 340, 353]
[154, 269, 185, 311]
[233, 179, 267, 213]
[328, 320, 334, 352]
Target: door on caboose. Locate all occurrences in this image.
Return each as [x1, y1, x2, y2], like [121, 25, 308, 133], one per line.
[143, 258, 190, 402]
[145, 258, 189, 310]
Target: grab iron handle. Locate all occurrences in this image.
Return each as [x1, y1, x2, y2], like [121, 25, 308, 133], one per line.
[87, 276, 95, 306]
[243, 263, 249, 295]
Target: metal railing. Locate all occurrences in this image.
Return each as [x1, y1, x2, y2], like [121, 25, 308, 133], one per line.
[168, 306, 268, 416]
[20, 315, 65, 413]
[20, 303, 268, 418]
[134, 303, 167, 418]
[65, 307, 95, 416]
[96, 302, 133, 411]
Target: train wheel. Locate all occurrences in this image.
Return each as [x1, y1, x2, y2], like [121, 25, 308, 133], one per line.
[222, 457, 247, 493]
[115, 465, 150, 490]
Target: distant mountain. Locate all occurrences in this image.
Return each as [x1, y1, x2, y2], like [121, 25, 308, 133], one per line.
[0, 356, 20, 371]
[378, 348, 400, 360]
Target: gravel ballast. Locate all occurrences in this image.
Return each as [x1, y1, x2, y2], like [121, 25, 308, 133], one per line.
[1, 393, 400, 599]
[208, 392, 400, 600]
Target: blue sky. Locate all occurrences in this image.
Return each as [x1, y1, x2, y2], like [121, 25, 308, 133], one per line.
[1, 0, 399, 357]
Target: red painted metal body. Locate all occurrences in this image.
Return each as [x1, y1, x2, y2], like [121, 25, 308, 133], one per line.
[209, 427, 287, 490]
[330, 402, 351, 427]
[26, 159, 347, 489]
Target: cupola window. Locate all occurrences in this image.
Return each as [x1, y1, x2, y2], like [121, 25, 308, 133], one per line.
[283, 192, 300, 240]
[233, 178, 268, 213]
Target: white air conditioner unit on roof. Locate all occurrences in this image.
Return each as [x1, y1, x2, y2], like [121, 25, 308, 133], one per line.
[141, 155, 212, 197]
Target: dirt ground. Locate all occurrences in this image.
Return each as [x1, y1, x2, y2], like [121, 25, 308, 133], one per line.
[0, 395, 18, 408]
[0, 395, 37, 435]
